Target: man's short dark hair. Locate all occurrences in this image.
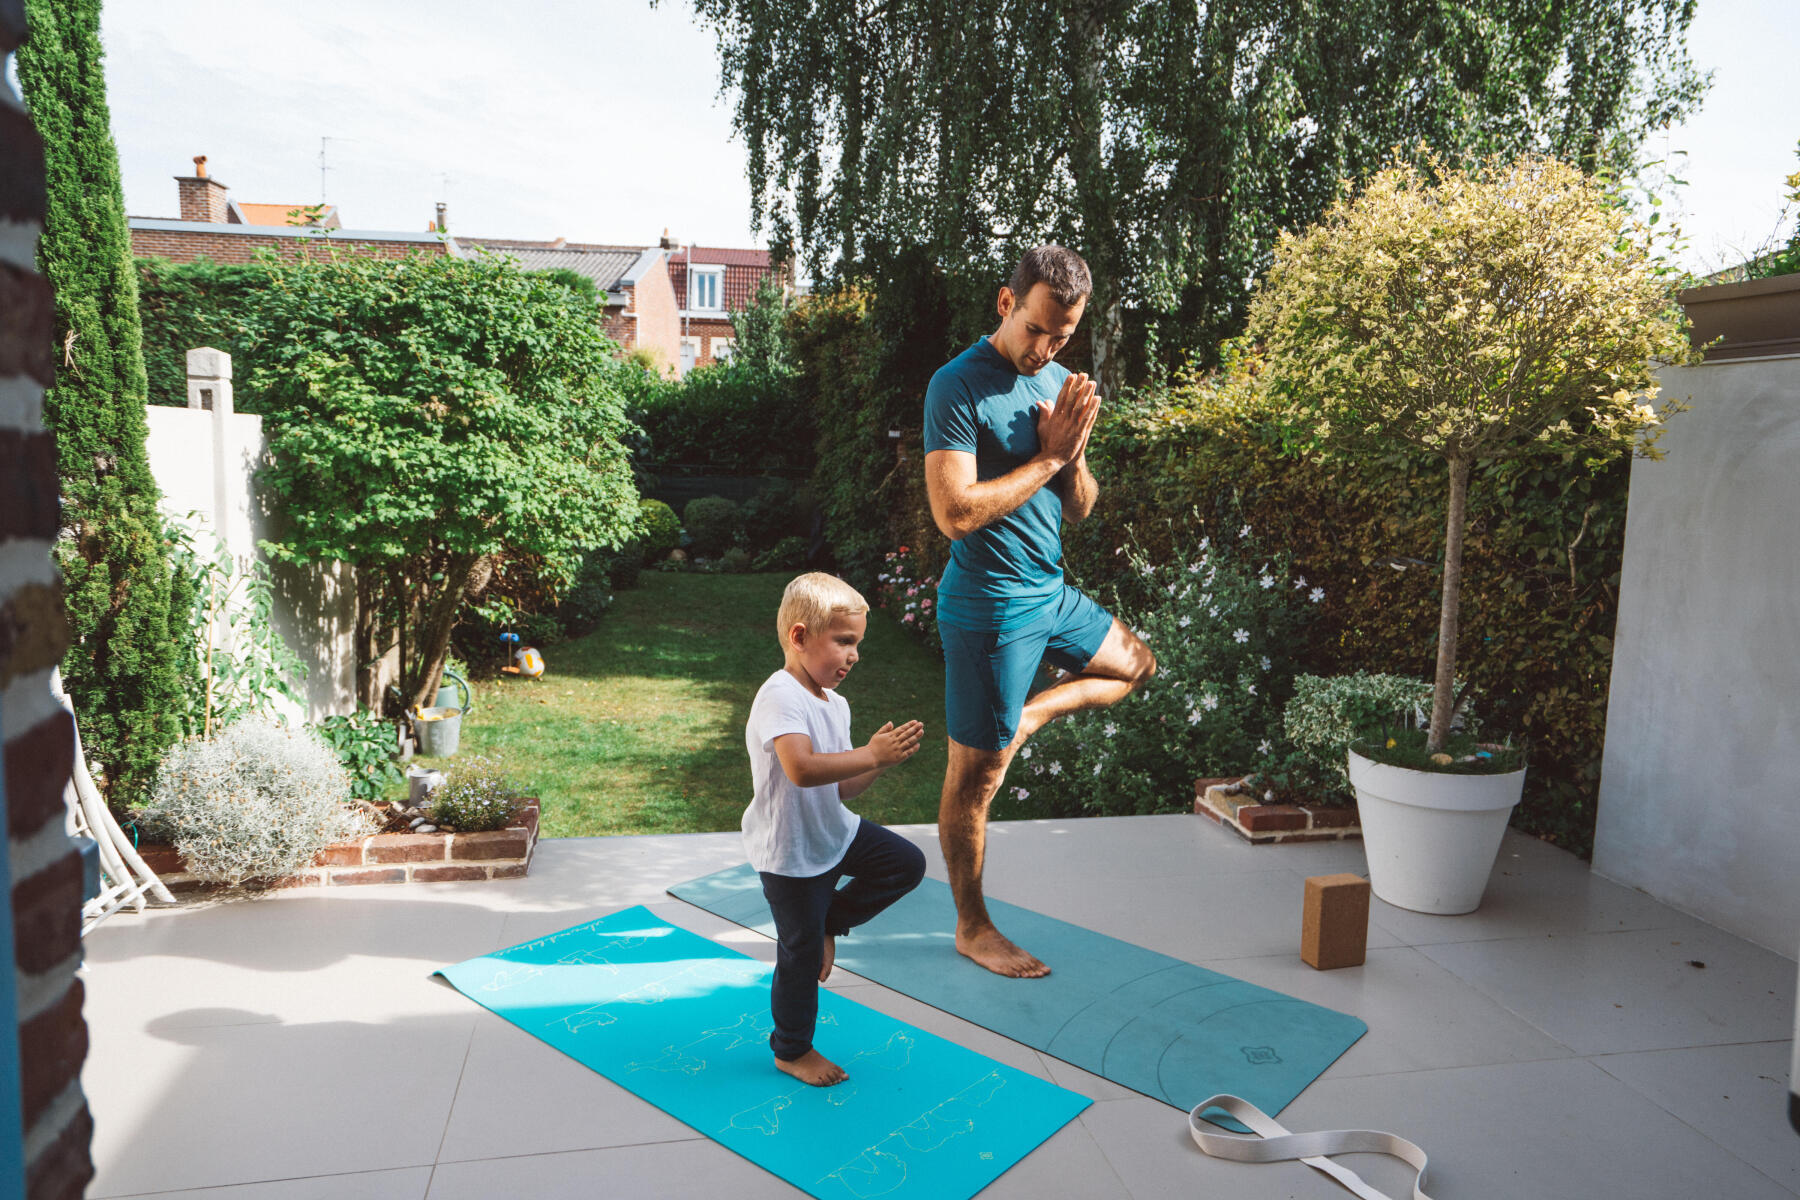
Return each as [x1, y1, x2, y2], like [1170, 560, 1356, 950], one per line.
[1007, 245, 1092, 308]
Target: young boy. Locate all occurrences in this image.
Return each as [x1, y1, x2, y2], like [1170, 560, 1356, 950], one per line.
[743, 572, 927, 1087]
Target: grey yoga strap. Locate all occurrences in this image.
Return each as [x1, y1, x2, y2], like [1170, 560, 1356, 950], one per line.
[1188, 1094, 1434, 1200]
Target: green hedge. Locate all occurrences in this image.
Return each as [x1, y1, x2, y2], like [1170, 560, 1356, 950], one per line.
[628, 360, 815, 474]
[135, 256, 268, 408]
[1065, 381, 1628, 857]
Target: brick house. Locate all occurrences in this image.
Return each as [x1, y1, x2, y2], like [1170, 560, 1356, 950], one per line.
[128, 158, 788, 377]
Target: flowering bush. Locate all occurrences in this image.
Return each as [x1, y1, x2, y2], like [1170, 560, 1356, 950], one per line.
[875, 545, 941, 652]
[1252, 672, 1438, 804]
[429, 755, 530, 832]
[1006, 527, 1314, 818]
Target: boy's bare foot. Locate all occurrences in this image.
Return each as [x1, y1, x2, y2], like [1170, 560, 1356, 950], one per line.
[956, 923, 1050, 978]
[775, 1049, 848, 1087]
[819, 935, 836, 982]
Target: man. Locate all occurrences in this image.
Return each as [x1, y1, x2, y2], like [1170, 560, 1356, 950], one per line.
[922, 245, 1156, 978]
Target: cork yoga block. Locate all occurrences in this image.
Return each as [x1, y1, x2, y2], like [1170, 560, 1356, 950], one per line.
[1302, 873, 1371, 970]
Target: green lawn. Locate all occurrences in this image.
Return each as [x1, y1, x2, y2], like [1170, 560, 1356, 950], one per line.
[409, 572, 951, 838]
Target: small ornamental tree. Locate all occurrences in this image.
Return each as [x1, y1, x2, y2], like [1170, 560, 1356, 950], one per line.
[1248, 153, 1697, 756]
[239, 250, 641, 711]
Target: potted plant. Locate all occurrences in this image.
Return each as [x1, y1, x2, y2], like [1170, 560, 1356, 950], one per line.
[1247, 152, 1696, 913]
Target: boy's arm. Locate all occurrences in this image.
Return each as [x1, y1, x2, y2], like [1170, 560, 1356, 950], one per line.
[772, 721, 924, 792]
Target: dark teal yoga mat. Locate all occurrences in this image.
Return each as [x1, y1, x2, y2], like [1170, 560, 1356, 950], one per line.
[670, 866, 1367, 1130]
[435, 906, 1089, 1200]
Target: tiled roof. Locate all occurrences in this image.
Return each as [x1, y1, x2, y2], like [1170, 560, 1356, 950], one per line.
[668, 247, 778, 312]
[458, 239, 641, 292]
[233, 202, 338, 227]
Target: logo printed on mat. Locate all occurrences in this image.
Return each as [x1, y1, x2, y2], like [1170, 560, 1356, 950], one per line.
[1240, 1045, 1282, 1066]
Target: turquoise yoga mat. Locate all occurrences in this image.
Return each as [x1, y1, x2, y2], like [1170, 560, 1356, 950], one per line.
[434, 906, 1090, 1200]
[669, 867, 1368, 1131]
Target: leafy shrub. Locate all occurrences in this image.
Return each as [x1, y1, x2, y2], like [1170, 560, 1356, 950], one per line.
[1007, 530, 1313, 820]
[430, 755, 529, 832]
[754, 536, 809, 572]
[1257, 673, 1436, 803]
[740, 478, 808, 552]
[638, 498, 682, 563]
[720, 547, 752, 573]
[146, 719, 374, 885]
[312, 710, 404, 804]
[684, 496, 742, 557]
[555, 547, 617, 637]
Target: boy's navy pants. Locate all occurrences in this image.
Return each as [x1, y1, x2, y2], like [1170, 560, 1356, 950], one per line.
[757, 818, 926, 1061]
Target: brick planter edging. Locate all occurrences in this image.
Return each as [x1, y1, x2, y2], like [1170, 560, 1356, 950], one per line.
[139, 798, 541, 892]
[1193, 778, 1361, 844]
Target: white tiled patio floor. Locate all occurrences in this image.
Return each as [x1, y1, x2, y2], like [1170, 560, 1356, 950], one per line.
[80, 814, 1800, 1199]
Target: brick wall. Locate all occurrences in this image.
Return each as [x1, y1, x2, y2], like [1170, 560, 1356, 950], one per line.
[1, 6, 93, 1196]
[128, 227, 449, 265]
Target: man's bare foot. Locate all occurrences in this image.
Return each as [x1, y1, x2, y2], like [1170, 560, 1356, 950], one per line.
[775, 1049, 848, 1087]
[819, 935, 836, 982]
[956, 924, 1050, 978]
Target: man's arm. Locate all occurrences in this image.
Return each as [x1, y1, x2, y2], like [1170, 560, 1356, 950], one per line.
[925, 372, 1100, 541]
[1059, 454, 1099, 523]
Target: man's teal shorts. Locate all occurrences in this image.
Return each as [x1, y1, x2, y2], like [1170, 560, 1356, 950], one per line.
[937, 585, 1116, 751]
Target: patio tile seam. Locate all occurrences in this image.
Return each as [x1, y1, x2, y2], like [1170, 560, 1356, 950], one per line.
[431, 1134, 712, 1169]
[426, 1001, 486, 1191]
[96, 1163, 434, 1199]
[1585, 1052, 1800, 1199]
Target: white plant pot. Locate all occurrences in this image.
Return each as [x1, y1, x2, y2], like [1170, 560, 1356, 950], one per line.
[1347, 747, 1526, 915]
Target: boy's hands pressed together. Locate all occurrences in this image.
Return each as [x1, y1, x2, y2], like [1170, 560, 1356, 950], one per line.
[868, 720, 925, 768]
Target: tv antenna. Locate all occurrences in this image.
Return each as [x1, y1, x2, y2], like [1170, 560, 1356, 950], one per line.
[319, 135, 355, 202]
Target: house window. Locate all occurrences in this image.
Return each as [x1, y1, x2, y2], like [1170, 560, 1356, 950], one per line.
[689, 267, 723, 313]
[710, 337, 735, 363]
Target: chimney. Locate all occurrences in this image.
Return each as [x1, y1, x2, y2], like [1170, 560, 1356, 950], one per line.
[660, 227, 677, 250]
[434, 201, 448, 233]
[176, 155, 230, 223]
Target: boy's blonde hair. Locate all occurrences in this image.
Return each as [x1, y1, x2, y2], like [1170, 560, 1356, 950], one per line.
[777, 572, 868, 650]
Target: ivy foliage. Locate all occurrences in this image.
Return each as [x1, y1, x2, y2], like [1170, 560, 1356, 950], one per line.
[135, 256, 268, 407]
[17, 0, 193, 804]
[236, 249, 642, 709]
[686, 0, 1707, 388]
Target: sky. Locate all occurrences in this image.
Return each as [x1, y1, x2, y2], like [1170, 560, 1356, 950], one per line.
[88, 0, 1800, 272]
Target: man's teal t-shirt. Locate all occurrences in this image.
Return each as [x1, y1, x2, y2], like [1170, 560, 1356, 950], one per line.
[923, 339, 1069, 611]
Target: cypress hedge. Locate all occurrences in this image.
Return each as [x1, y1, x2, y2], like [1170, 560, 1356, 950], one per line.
[17, 0, 191, 803]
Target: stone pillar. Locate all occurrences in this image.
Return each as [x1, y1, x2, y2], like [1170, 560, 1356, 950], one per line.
[1, 2, 94, 1196]
[186, 346, 235, 554]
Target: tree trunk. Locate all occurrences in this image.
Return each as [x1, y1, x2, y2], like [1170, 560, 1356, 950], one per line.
[354, 567, 385, 712]
[1060, 0, 1126, 398]
[403, 552, 494, 712]
[1428, 456, 1472, 754]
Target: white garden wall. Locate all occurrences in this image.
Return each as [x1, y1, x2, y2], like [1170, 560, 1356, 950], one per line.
[1594, 316, 1800, 956]
[142, 348, 357, 724]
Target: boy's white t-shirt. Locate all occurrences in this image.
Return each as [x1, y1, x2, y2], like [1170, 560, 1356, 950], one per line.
[742, 669, 861, 877]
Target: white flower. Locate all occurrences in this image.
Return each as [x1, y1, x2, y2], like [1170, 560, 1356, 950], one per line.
[1260, 574, 1275, 589]
[1178, 615, 1191, 629]
[1092, 763, 1104, 777]
[1239, 524, 1251, 539]
[1187, 709, 1203, 725]
[1011, 786, 1029, 800]
[1048, 761, 1062, 776]
[1309, 587, 1325, 603]
[1199, 536, 1211, 552]
[1232, 628, 1249, 643]
[1020, 746, 1032, 759]
[1257, 739, 1272, 755]
[1208, 605, 1220, 619]
[1260, 655, 1271, 670]
[1294, 575, 1307, 589]
[1103, 722, 1117, 737]
[1167, 583, 1177, 596]
[1188, 562, 1204, 575]
[1245, 683, 1257, 696]
[1202, 693, 1219, 710]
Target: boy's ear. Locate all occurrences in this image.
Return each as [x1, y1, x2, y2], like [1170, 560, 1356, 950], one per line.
[785, 621, 807, 650]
